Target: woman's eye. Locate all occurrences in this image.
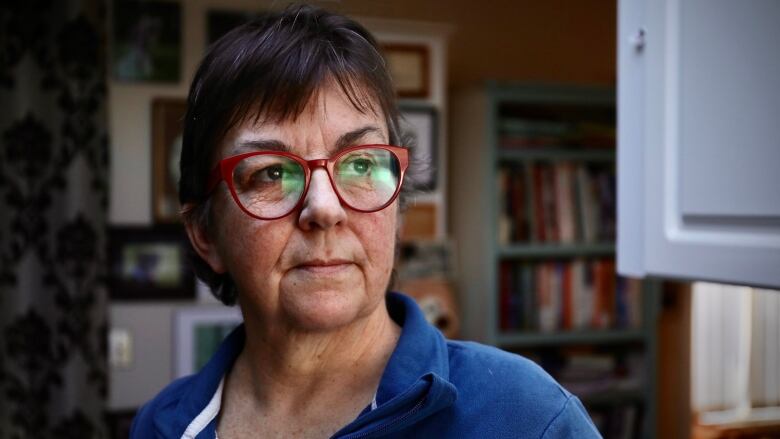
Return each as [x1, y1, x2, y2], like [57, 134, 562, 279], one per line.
[264, 166, 283, 180]
[350, 159, 372, 175]
[250, 165, 284, 185]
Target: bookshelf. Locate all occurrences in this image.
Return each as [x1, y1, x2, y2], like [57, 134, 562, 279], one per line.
[450, 82, 661, 439]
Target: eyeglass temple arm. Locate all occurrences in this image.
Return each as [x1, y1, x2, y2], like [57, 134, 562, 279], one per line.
[205, 165, 223, 196]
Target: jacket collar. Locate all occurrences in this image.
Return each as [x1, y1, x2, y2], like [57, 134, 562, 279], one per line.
[153, 292, 457, 438]
[376, 292, 452, 405]
[332, 292, 457, 438]
[153, 325, 244, 438]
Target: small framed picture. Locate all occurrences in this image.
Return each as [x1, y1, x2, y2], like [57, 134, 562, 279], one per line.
[108, 225, 194, 301]
[399, 106, 438, 191]
[112, 1, 181, 82]
[151, 98, 187, 223]
[400, 203, 437, 241]
[382, 44, 430, 98]
[173, 306, 243, 378]
[397, 240, 455, 280]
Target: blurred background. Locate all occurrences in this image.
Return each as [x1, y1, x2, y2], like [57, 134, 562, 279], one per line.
[1, 0, 779, 438]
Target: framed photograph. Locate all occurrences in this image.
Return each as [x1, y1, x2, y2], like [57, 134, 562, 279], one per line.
[400, 202, 437, 241]
[382, 44, 430, 98]
[108, 225, 194, 301]
[399, 106, 438, 191]
[112, 1, 181, 82]
[174, 306, 243, 378]
[397, 240, 455, 280]
[152, 98, 187, 223]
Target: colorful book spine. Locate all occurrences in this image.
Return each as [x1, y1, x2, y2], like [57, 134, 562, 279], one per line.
[497, 259, 641, 332]
[498, 163, 615, 244]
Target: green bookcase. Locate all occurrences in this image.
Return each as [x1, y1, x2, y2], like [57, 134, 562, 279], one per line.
[450, 82, 661, 439]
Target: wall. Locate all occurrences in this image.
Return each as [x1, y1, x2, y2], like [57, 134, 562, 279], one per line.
[334, 0, 616, 88]
[108, 0, 616, 409]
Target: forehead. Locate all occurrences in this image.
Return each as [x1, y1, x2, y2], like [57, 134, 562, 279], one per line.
[221, 83, 388, 158]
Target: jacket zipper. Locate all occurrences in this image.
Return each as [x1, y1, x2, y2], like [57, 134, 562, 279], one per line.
[345, 397, 427, 439]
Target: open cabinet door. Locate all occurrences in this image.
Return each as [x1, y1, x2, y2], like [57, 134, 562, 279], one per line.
[618, 0, 780, 288]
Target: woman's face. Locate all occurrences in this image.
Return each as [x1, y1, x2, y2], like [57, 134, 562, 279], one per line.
[200, 83, 398, 332]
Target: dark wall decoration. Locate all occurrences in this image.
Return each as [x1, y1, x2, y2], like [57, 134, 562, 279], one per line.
[0, 0, 109, 437]
[112, 0, 181, 82]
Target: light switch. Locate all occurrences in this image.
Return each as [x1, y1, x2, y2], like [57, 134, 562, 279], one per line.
[109, 328, 133, 369]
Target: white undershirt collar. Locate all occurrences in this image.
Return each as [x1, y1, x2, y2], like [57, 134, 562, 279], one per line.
[183, 376, 378, 439]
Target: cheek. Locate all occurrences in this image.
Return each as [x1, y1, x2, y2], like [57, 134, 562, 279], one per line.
[356, 207, 398, 282]
[213, 199, 293, 287]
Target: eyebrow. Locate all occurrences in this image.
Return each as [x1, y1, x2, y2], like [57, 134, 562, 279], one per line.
[231, 125, 386, 155]
[334, 126, 386, 150]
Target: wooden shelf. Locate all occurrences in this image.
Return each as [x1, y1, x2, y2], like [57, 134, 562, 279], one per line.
[580, 388, 646, 406]
[498, 243, 616, 258]
[497, 329, 646, 348]
[497, 148, 615, 162]
[451, 83, 659, 439]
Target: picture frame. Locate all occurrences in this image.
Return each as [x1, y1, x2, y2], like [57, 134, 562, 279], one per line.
[399, 105, 438, 191]
[400, 202, 437, 241]
[382, 44, 430, 98]
[151, 98, 187, 223]
[173, 306, 243, 378]
[397, 240, 455, 280]
[112, 0, 181, 82]
[108, 225, 195, 301]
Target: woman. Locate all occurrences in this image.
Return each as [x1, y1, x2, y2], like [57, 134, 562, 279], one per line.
[131, 5, 600, 438]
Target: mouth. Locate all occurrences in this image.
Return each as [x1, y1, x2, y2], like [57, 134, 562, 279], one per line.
[294, 259, 354, 274]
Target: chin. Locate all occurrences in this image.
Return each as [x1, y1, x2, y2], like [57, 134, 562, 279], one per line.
[280, 288, 377, 332]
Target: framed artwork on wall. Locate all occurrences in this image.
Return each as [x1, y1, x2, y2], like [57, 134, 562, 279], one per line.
[382, 44, 430, 98]
[108, 225, 194, 301]
[173, 306, 243, 378]
[399, 105, 438, 191]
[397, 240, 454, 280]
[151, 98, 187, 223]
[400, 202, 437, 241]
[112, 0, 181, 82]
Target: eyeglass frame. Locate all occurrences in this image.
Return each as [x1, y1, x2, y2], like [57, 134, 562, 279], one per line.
[204, 144, 410, 221]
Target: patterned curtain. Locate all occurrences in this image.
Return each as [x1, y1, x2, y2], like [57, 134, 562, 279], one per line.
[0, 0, 109, 437]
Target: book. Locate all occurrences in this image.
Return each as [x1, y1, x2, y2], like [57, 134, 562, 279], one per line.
[497, 258, 639, 333]
[497, 167, 511, 245]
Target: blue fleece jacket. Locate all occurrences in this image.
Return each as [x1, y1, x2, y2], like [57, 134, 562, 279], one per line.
[131, 292, 601, 438]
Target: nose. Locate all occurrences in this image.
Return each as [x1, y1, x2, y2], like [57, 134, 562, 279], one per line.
[298, 168, 347, 230]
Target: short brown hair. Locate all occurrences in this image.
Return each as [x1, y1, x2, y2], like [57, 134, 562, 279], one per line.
[179, 4, 414, 305]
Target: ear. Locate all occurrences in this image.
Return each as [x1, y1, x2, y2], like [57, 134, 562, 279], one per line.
[183, 204, 226, 274]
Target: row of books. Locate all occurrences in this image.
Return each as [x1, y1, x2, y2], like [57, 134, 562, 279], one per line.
[556, 353, 644, 397]
[520, 348, 645, 439]
[498, 259, 642, 332]
[498, 118, 615, 150]
[589, 404, 642, 439]
[532, 351, 645, 399]
[497, 162, 616, 244]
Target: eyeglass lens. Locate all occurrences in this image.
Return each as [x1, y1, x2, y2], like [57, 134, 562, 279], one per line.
[231, 147, 401, 218]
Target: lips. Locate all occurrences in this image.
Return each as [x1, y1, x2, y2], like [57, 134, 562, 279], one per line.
[297, 258, 353, 268]
[293, 259, 355, 275]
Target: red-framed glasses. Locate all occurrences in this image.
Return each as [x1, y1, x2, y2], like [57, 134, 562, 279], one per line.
[205, 144, 409, 220]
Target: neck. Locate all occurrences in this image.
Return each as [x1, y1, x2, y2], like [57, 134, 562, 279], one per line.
[232, 299, 401, 412]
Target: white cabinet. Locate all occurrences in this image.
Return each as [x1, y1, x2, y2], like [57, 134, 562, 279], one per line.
[618, 0, 780, 288]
